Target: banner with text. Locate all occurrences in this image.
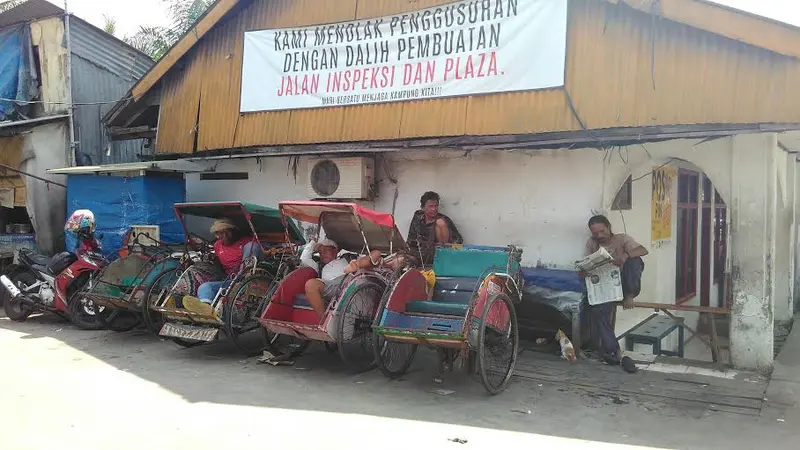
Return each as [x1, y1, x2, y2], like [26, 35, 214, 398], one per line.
[651, 166, 677, 243]
[240, 0, 568, 113]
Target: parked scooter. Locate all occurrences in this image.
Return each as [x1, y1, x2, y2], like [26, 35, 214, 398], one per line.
[0, 210, 108, 330]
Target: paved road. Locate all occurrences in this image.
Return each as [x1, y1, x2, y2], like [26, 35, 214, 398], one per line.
[0, 312, 795, 449]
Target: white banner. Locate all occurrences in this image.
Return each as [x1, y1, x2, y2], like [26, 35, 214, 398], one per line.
[240, 0, 568, 113]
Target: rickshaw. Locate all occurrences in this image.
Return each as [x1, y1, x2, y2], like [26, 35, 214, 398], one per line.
[148, 202, 304, 355]
[372, 245, 523, 395]
[82, 232, 185, 332]
[257, 201, 405, 373]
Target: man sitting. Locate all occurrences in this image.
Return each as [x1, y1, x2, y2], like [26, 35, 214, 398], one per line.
[301, 238, 381, 320]
[406, 191, 463, 267]
[583, 214, 648, 374]
[182, 218, 262, 316]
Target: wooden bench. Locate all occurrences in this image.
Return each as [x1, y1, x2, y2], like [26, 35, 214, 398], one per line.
[632, 302, 731, 364]
[625, 313, 684, 357]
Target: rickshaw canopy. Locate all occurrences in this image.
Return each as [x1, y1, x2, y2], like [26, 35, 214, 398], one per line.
[279, 201, 405, 253]
[174, 202, 305, 245]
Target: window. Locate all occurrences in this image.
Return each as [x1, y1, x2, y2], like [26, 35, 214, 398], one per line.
[713, 191, 727, 284]
[675, 170, 699, 302]
[611, 176, 632, 210]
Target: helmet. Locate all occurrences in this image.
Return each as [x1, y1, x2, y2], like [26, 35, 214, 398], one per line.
[65, 209, 96, 236]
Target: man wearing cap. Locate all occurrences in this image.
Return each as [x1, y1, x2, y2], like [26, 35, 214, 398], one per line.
[181, 218, 262, 316]
[300, 238, 379, 320]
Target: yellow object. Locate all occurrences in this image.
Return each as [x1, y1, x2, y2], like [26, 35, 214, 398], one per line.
[651, 166, 677, 242]
[422, 270, 436, 290]
[182, 296, 214, 316]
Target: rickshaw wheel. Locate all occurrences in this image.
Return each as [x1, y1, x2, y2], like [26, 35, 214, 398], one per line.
[324, 342, 338, 353]
[476, 293, 519, 395]
[142, 269, 181, 334]
[337, 281, 383, 373]
[374, 334, 417, 378]
[262, 329, 311, 358]
[103, 310, 141, 332]
[224, 274, 273, 357]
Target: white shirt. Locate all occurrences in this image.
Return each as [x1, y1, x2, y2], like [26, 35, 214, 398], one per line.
[300, 241, 349, 281]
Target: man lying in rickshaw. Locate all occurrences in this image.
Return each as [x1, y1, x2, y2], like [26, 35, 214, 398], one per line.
[181, 218, 263, 316]
[300, 237, 383, 321]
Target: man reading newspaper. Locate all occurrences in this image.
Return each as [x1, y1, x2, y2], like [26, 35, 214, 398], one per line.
[580, 215, 648, 373]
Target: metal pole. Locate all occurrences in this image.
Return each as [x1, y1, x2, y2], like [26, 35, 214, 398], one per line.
[0, 163, 67, 188]
[63, 0, 77, 167]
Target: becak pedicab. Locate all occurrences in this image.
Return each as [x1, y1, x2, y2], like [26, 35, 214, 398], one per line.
[257, 201, 406, 373]
[373, 245, 524, 395]
[82, 231, 186, 333]
[147, 202, 304, 355]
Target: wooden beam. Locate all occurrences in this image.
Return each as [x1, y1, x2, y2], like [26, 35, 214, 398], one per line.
[610, 0, 800, 60]
[130, 0, 242, 101]
[635, 302, 731, 315]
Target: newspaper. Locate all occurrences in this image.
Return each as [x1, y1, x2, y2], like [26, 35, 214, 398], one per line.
[575, 247, 623, 306]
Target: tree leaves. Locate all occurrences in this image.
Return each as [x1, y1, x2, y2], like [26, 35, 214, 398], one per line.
[123, 0, 213, 60]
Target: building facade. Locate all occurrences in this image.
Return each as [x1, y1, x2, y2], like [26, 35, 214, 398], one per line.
[0, 0, 153, 252]
[106, 0, 800, 372]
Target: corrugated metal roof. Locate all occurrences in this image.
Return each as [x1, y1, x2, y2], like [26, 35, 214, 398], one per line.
[0, 0, 62, 30]
[69, 17, 152, 81]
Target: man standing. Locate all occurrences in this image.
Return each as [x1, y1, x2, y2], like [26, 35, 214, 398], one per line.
[584, 215, 648, 373]
[406, 191, 463, 267]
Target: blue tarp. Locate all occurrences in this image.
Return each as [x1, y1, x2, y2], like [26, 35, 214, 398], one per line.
[521, 267, 584, 293]
[0, 25, 33, 121]
[65, 175, 186, 257]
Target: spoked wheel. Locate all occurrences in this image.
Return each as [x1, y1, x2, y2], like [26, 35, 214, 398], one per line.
[374, 334, 418, 378]
[337, 281, 383, 373]
[142, 269, 180, 334]
[476, 293, 519, 395]
[103, 310, 141, 332]
[68, 276, 107, 331]
[2, 272, 34, 322]
[263, 329, 311, 358]
[224, 274, 273, 357]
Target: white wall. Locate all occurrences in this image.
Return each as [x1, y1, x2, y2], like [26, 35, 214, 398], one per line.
[20, 122, 69, 254]
[184, 133, 782, 370]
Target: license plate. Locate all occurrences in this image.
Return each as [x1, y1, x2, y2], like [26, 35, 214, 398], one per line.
[0, 275, 21, 297]
[159, 322, 219, 342]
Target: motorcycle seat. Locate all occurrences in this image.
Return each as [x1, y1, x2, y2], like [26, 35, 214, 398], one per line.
[18, 248, 53, 267]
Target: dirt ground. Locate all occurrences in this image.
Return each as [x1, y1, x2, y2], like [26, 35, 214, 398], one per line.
[0, 311, 796, 450]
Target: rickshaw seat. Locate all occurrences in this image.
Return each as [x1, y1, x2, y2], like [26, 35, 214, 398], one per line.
[405, 276, 477, 317]
[293, 294, 314, 310]
[292, 294, 332, 310]
[406, 301, 469, 316]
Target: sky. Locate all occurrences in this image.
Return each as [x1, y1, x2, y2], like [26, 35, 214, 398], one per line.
[39, 0, 800, 38]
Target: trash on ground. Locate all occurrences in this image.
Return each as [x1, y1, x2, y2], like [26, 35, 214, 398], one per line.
[432, 388, 455, 396]
[257, 350, 295, 365]
[449, 438, 468, 444]
[511, 409, 532, 414]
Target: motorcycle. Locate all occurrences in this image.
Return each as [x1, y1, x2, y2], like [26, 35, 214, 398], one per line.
[0, 235, 109, 330]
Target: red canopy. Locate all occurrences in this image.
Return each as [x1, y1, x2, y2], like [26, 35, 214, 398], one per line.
[279, 201, 406, 253]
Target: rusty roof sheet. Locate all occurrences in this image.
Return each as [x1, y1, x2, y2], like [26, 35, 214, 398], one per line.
[0, 0, 63, 30]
